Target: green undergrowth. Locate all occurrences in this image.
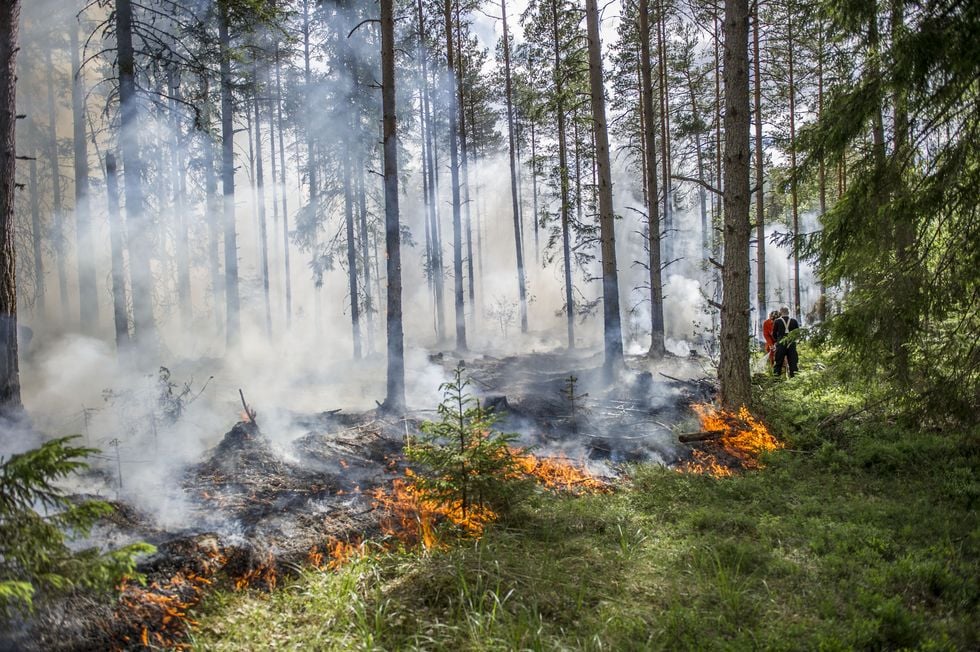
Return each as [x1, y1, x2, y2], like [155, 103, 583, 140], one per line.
[191, 356, 980, 651]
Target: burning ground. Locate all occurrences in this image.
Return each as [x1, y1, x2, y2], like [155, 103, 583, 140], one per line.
[3, 349, 752, 650]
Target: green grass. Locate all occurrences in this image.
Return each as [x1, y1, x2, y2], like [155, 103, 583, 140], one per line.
[191, 363, 980, 651]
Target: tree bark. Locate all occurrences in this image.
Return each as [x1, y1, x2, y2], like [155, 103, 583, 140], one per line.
[787, 9, 800, 318]
[656, 0, 672, 260]
[105, 153, 131, 352]
[71, 20, 98, 330]
[274, 42, 292, 329]
[585, 0, 624, 376]
[337, 15, 361, 358]
[201, 78, 223, 332]
[500, 0, 528, 334]
[169, 69, 192, 329]
[455, 6, 476, 318]
[816, 25, 827, 322]
[252, 65, 272, 338]
[302, 0, 319, 330]
[682, 65, 709, 262]
[356, 154, 374, 352]
[116, 0, 155, 342]
[44, 48, 69, 320]
[530, 119, 539, 265]
[0, 0, 22, 413]
[29, 152, 44, 320]
[639, 0, 665, 358]
[381, 0, 405, 412]
[219, 7, 241, 347]
[443, 0, 467, 351]
[753, 4, 766, 327]
[417, 0, 445, 341]
[718, 0, 752, 409]
[343, 120, 361, 358]
[551, 0, 574, 349]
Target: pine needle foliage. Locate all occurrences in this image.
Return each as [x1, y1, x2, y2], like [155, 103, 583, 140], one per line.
[0, 436, 154, 617]
[406, 364, 527, 523]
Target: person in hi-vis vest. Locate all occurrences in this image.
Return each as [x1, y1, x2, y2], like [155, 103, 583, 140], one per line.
[772, 307, 800, 377]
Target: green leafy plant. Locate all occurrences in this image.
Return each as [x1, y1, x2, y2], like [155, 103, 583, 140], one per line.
[406, 364, 528, 526]
[0, 436, 154, 617]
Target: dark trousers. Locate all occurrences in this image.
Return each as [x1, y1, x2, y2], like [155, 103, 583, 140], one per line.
[774, 344, 798, 377]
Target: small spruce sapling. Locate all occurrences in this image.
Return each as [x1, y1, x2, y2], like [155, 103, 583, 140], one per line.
[406, 364, 526, 523]
[561, 374, 589, 433]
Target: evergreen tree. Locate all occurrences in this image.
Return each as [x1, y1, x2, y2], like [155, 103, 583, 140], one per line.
[800, 0, 980, 418]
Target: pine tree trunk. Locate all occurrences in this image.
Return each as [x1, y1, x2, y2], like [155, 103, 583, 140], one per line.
[202, 88, 223, 332]
[302, 0, 319, 330]
[455, 7, 475, 317]
[420, 87, 435, 327]
[530, 120, 539, 265]
[683, 67, 709, 261]
[29, 153, 45, 319]
[0, 0, 22, 413]
[71, 21, 98, 330]
[468, 94, 485, 306]
[105, 153, 131, 352]
[816, 26, 827, 322]
[44, 48, 69, 320]
[585, 0, 624, 376]
[753, 4, 766, 327]
[500, 0, 527, 333]
[169, 70, 192, 329]
[116, 0, 155, 342]
[787, 10, 800, 318]
[655, 0, 672, 261]
[573, 108, 583, 224]
[337, 17, 360, 359]
[219, 8, 240, 347]
[381, 0, 405, 411]
[443, 0, 467, 351]
[551, 0, 574, 349]
[711, 11, 723, 339]
[252, 66, 272, 337]
[357, 156, 374, 352]
[718, 0, 752, 410]
[417, 0, 445, 341]
[274, 43, 291, 329]
[343, 121, 362, 359]
[639, 0, 665, 358]
[637, 55, 647, 206]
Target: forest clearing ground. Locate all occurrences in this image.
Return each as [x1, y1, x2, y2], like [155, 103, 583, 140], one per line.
[190, 349, 980, 651]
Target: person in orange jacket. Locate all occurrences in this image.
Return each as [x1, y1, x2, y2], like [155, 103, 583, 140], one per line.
[762, 310, 779, 370]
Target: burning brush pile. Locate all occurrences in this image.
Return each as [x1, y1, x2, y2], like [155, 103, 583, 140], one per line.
[677, 404, 783, 476]
[60, 410, 608, 650]
[10, 352, 704, 650]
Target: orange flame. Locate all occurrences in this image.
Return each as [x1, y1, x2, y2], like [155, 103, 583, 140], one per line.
[508, 448, 610, 494]
[327, 536, 365, 570]
[679, 404, 781, 476]
[372, 477, 490, 545]
[233, 554, 278, 591]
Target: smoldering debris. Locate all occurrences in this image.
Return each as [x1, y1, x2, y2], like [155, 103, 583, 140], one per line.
[2, 349, 715, 651]
[5, 409, 407, 651]
[429, 349, 711, 466]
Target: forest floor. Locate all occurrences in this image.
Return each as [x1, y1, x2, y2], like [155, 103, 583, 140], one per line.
[188, 348, 980, 651]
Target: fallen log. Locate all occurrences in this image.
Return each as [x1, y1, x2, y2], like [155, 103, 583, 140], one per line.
[678, 430, 726, 443]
